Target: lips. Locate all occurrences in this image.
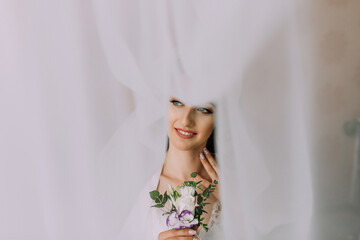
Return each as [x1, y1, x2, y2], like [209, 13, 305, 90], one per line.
[175, 128, 197, 139]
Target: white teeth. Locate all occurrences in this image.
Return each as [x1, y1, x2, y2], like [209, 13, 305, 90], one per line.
[178, 129, 195, 136]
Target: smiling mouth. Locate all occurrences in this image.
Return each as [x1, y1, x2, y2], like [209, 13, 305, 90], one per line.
[175, 128, 197, 139]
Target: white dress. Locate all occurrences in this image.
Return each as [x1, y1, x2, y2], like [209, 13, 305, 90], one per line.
[116, 170, 224, 240]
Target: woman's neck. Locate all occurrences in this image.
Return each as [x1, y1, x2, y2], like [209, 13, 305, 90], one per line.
[162, 143, 206, 182]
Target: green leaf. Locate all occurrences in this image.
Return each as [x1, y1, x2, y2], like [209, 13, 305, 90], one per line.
[203, 189, 209, 198]
[197, 194, 203, 205]
[175, 191, 180, 199]
[184, 181, 195, 187]
[195, 207, 202, 216]
[169, 185, 175, 197]
[191, 172, 198, 178]
[151, 204, 164, 208]
[150, 190, 160, 200]
[200, 222, 209, 232]
[162, 192, 168, 205]
[213, 180, 218, 185]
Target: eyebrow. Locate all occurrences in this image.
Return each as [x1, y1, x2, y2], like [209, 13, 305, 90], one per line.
[171, 97, 215, 108]
[209, 102, 216, 108]
[197, 102, 215, 109]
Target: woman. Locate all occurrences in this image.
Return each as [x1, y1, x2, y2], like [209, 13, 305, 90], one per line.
[117, 97, 222, 240]
[156, 97, 221, 240]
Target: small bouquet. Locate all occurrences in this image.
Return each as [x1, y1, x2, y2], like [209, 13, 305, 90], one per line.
[149, 172, 218, 232]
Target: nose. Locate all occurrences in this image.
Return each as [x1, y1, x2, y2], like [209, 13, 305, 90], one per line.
[181, 107, 195, 128]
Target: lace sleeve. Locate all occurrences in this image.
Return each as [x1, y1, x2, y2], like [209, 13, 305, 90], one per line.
[207, 201, 221, 229]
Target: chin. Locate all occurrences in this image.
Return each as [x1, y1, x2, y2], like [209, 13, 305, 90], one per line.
[174, 144, 196, 151]
[170, 138, 202, 151]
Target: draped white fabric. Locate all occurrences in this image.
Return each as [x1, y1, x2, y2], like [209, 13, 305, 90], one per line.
[1, 1, 359, 240]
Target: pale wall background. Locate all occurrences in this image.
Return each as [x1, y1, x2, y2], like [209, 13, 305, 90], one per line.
[310, 0, 360, 239]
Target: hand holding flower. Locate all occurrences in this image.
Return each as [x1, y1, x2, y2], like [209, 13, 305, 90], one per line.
[158, 228, 199, 240]
[150, 147, 219, 233]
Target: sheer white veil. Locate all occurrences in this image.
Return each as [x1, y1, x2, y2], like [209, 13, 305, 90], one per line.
[2, 0, 359, 240]
[91, 0, 312, 239]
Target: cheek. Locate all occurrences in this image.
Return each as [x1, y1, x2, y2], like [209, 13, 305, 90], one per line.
[167, 107, 179, 133]
[198, 118, 214, 138]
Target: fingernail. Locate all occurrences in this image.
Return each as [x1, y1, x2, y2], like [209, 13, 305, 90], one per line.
[203, 148, 209, 154]
[200, 153, 205, 159]
[189, 229, 196, 235]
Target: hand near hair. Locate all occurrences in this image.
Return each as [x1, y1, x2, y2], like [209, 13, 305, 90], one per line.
[194, 148, 220, 201]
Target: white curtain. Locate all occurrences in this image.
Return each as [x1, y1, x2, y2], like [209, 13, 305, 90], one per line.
[1, 1, 359, 240]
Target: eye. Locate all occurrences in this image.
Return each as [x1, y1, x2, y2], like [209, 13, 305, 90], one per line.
[196, 107, 213, 114]
[170, 100, 184, 106]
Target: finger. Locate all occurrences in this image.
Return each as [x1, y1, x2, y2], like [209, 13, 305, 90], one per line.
[203, 148, 218, 175]
[193, 225, 200, 235]
[158, 228, 197, 240]
[200, 152, 218, 181]
[166, 237, 200, 240]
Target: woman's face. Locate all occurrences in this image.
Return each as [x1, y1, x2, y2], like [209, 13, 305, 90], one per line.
[168, 97, 215, 151]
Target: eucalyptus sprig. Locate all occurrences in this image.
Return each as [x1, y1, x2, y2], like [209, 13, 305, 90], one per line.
[190, 172, 218, 232]
[149, 190, 168, 209]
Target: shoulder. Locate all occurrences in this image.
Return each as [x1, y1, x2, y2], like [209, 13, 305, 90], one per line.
[117, 169, 162, 238]
[135, 169, 162, 205]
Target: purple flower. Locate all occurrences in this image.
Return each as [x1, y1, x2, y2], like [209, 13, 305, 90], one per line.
[166, 209, 198, 229]
[165, 185, 199, 230]
[166, 211, 181, 229]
